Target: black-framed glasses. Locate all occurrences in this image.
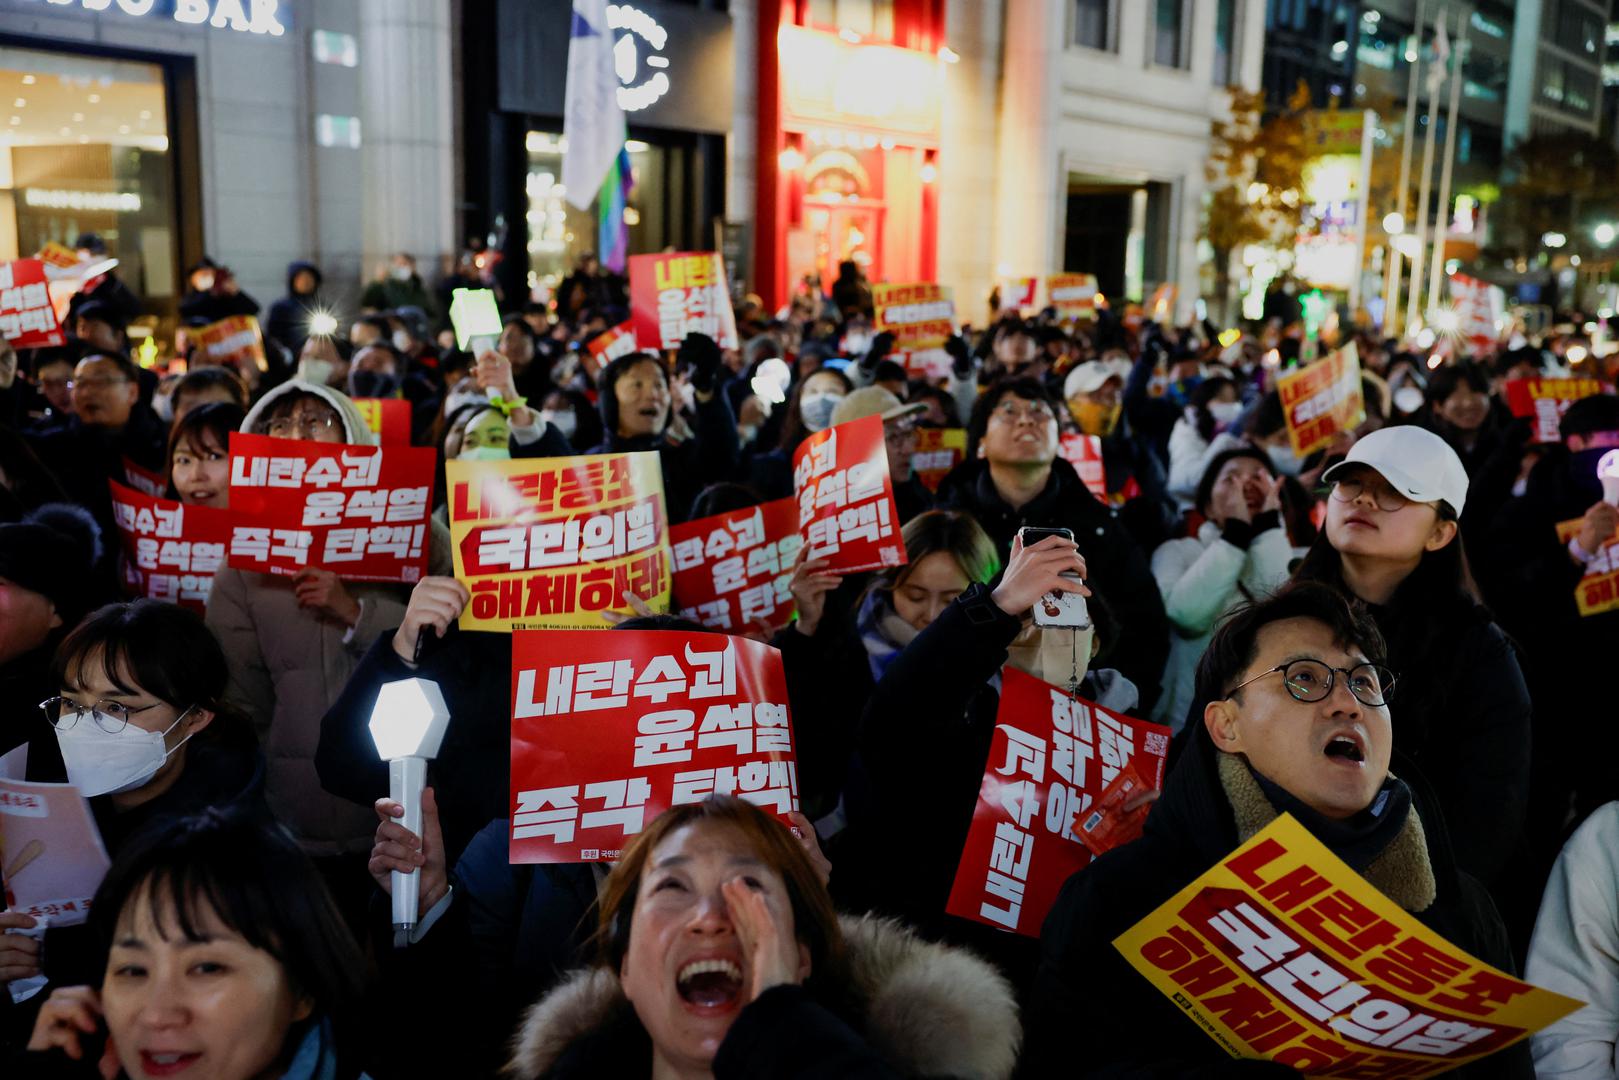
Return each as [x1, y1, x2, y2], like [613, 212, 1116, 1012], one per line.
[1329, 477, 1410, 513]
[39, 696, 164, 735]
[1227, 659, 1397, 708]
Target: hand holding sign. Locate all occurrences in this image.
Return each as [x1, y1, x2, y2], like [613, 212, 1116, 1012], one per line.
[787, 550, 841, 637]
[0, 911, 40, 982]
[1577, 501, 1619, 561]
[392, 577, 471, 664]
[293, 567, 361, 626]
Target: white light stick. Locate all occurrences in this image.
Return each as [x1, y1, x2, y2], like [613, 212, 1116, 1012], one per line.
[367, 678, 451, 944]
[1600, 450, 1619, 506]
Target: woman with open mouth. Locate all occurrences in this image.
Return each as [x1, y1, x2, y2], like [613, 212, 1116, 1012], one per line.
[504, 796, 1020, 1079]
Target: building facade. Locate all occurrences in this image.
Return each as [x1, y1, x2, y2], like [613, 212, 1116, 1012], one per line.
[0, 0, 455, 324]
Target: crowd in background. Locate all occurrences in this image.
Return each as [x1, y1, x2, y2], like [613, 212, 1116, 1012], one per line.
[1, 242, 1618, 1078]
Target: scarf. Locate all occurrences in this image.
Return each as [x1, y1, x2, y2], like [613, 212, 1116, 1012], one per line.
[856, 588, 919, 682]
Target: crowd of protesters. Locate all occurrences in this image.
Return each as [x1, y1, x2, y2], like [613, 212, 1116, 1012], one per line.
[3, 241, 1619, 1079]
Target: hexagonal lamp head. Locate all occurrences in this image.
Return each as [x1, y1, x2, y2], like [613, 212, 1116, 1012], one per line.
[368, 678, 451, 761]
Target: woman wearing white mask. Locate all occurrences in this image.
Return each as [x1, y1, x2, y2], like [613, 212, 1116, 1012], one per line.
[1164, 376, 1246, 510]
[0, 599, 261, 1005]
[737, 367, 853, 502]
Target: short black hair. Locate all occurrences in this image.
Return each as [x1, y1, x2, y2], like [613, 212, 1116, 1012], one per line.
[1191, 581, 1387, 715]
[967, 375, 1059, 458]
[174, 366, 249, 410]
[1244, 390, 1286, 439]
[1561, 393, 1619, 441]
[872, 358, 907, 385]
[87, 808, 365, 1062]
[76, 350, 138, 382]
[1194, 446, 1276, 516]
[1494, 346, 1546, 379]
[1423, 361, 1489, 408]
[597, 351, 667, 439]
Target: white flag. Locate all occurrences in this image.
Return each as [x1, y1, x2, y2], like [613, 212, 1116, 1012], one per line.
[1425, 9, 1451, 93]
[562, 0, 626, 211]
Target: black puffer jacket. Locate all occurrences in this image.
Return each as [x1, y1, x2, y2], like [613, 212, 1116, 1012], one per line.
[1025, 720, 1532, 1078]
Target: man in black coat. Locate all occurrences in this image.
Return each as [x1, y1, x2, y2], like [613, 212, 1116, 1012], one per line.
[1026, 583, 1532, 1078]
[935, 375, 1168, 711]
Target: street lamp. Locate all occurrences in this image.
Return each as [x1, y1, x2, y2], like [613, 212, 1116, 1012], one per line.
[1544, 232, 1568, 249]
[1596, 223, 1617, 246]
[1383, 212, 1406, 235]
[369, 678, 451, 946]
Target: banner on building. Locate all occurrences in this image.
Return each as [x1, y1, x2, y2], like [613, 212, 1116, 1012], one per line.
[0, 259, 66, 348]
[194, 315, 268, 373]
[670, 497, 802, 634]
[1047, 274, 1099, 319]
[108, 480, 233, 614]
[946, 667, 1170, 937]
[1114, 814, 1583, 1075]
[446, 452, 671, 631]
[353, 398, 412, 446]
[912, 428, 967, 491]
[226, 433, 436, 582]
[628, 251, 739, 351]
[792, 415, 906, 574]
[1503, 377, 1604, 445]
[508, 629, 799, 863]
[1278, 343, 1365, 456]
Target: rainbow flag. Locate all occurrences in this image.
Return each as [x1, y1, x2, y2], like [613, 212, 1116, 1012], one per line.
[598, 146, 633, 273]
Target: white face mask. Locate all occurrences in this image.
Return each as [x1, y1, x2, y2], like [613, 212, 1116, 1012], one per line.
[540, 408, 578, 441]
[391, 265, 412, 282]
[1266, 443, 1303, 477]
[737, 423, 759, 445]
[55, 709, 195, 798]
[1208, 400, 1244, 425]
[800, 391, 845, 432]
[392, 330, 414, 353]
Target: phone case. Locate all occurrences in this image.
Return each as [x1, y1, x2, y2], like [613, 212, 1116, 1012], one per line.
[1031, 582, 1090, 628]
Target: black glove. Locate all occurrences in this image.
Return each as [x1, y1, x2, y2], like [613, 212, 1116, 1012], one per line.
[944, 334, 974, 380]
[679, 332, 724, 394]
[860, 331, 896, 370]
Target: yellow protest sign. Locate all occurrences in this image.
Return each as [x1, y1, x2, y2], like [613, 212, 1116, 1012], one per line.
[446, 453, 672, 631]
[1556, 517, 1619, 617]
[1114, 815, 1582, 1077]
[1277, 343, 1365, 456]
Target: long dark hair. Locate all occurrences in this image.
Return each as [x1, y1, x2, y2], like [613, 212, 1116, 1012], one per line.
[165, 401, 246, 499]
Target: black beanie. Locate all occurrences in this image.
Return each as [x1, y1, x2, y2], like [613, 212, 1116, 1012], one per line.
[0, 505, 100, 623]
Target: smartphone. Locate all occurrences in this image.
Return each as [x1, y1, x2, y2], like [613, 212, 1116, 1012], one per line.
[1019, 527, 1091, 629]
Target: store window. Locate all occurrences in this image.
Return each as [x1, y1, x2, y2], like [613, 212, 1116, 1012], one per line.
[0, 45, 176, 301]
[805, 0, 895, 40]
[1152, 0, 1188, 69]
[1212, 0, 1238, 85]
[1073, 0, 1113, 52]
[524, 132, 662, 290]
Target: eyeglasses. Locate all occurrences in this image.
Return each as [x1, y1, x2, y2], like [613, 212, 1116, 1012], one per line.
[267, 414, 341, 439]
[989, 400, 1056, 425]
[1226, 658, 1397, 708]
[40, 696, 164, 735]
[884, 418, 920, 444]
[1330, 477, 1410, 513]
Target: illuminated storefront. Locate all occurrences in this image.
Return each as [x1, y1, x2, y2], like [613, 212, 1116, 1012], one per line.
[755, 0, 948, 308]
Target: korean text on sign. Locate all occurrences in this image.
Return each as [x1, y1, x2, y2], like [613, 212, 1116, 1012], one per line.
[1504, 377, 1604, 445]
[945, 667, 1169, 937]
[1058, 434, 1109, 502]
[791, 414, 906, 575]
[1556, 516, 1619, 617]
[226, 433, 436, 582]
[352, 397, 412, 445]
[588, 321, 640, 363]
[911, 428, 967, 492]
[873, 282, 956, 352]
[446, 452, 672, 631]
[1278, 343, 1365, 457]
[508, 630, 799, 863]
[108, 480, 234, 614]
[194, 315, 268, 373]
[628, 251, 740, 350]
[670, 497, 802, 634]
[1048, 273, 1099, 319]
[0, 745, 111, 928]
[1114, 815, 1583, 1075]
[0, 259, 66, 348]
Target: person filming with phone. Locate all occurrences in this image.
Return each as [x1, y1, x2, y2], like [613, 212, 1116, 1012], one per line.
[831, 527, 1137, 986]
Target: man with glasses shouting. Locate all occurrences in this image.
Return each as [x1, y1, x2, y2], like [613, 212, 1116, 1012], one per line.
[1025, 582, 1532, 1077]
[936, 376, 1169, 711]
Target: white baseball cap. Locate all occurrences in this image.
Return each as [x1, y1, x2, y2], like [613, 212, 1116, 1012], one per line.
[1320, 426, 1469, 516]
[1063, 358, 1131, 399]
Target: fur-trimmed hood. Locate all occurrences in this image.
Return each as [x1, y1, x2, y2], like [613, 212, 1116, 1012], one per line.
[240, 379, 376, 446]
[505, 913, 1022, 1079]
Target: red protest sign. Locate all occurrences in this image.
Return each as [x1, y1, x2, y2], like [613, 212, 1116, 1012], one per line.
[1002, 277, 1038, 311]
[628, 251, 739, 350]
[911, 428, 967, 491]
[352, 398, 411, 445]
[1278, 343, 1366, 456]
[946, 667, 1170, 937]
[0, 259, 66, 348]
[1048, 273, 1099, 319]
[670, 497, 802, 634]
[120, 456, 166, 498]
[194, 315, 268, 373]
[1450, 273, 1504, 354]
[108, 480, 234, 614]
[1504, 377, 1604, 444]
[1058, 434, 1109, 501]
[225, 433, 436, 582]
[792, 415, 906, 574]
[588, 321, 640, 362]
[508, 629, 799, 863]
[445, 453, 672, 631]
